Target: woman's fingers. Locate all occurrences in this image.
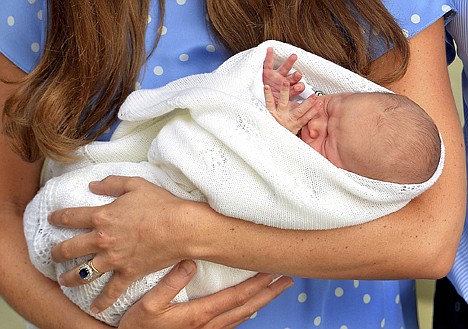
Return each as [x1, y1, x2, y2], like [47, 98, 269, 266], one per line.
[207, 274, 293, 328]
[90, 271, 144, 314]
[197, 273, 291, 319]
[48, 206, 97, 229]
[117, 268, 293, 329]
[51, 231, 97, 262]
[89, 175, 149, 197]
[132, 260, 196, 310]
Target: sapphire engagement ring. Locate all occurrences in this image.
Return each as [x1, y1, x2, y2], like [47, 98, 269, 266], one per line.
[78, 259, 103, 281]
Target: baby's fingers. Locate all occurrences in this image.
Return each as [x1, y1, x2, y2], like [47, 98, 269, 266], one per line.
[277, 81, 291, 113]
[264, 85, 276, 112]
[294, 95, 321, 122]
[276, 53, 298, 76]
[263, 47, 275, 71]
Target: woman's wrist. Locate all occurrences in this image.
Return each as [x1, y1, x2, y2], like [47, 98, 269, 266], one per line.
[173, 200, 217, 260]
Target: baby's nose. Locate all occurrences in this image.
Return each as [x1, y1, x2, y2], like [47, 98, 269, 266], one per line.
[307, 114, 327, 139]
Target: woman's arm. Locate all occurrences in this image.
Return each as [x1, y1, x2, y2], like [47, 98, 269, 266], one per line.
[0, 54, 111, 329]
[191, 18, 465, 278]
[193, 17, 465, 278]
[51, 18, 466, 311]
[0, 54, 292, 328]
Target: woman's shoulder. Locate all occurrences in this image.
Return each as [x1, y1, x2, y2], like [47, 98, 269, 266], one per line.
[382, 0, 456, 38]
[0, 0, 47, 73]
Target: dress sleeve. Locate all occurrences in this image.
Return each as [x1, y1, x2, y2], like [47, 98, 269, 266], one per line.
[383, 0, 456, 38]
[0, 0, 46, 73]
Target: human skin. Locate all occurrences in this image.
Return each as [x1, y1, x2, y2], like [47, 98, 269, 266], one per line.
[15, 15, 466, 318]
[0, 56, 293, 328]
[48, 17, 467, 316]
[264, 82, 375, 171]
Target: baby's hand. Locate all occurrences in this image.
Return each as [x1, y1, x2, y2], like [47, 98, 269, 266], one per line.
[264, 81, 319, 135]
[262, 47, 305, 102]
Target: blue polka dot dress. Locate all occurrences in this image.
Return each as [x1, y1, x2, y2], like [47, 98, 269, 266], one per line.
[0, 1, 457, 328]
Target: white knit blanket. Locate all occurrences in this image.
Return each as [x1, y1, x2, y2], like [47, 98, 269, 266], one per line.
[24, 40, 444, 326]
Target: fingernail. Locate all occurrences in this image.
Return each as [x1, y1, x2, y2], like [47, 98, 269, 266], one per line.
[89, 181, 99, 186]
[90, 306, 100, 314]
[58, 276, 64, 285]
[178, 260, 194, 277]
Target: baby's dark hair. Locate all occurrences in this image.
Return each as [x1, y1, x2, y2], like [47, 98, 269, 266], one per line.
[365, 92, 441, 184]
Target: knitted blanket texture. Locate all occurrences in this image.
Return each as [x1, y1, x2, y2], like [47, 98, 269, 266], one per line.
[23, 40, 444, 326]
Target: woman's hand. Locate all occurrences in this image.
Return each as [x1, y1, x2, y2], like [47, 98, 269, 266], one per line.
[119, 260, 293, 329]
[49, 175, 192, 311]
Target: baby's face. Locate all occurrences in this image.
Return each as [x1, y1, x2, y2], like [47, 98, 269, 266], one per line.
[299, 93, 378, 173]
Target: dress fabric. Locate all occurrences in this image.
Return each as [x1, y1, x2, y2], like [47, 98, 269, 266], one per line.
[0, 0, 456, 328]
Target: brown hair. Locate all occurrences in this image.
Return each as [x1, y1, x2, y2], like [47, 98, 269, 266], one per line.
[206, 0, 409, 83]
[366, 93, 441, 184]
[2, 0, 409, 162]
[2, 0, 161, 161]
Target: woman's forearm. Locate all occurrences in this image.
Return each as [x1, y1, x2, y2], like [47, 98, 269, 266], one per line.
[182, 19, 466, 280]
[183, 179, 464, 280]
[0, 53, 110, 329]
[0, 212, 110, 329]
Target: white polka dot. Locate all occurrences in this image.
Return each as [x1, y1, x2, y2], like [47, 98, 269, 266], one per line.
[381, 318, 386, 328]
[402, 29, 409, 38]
[442, 5, 451, 13]
[363, 294, 371, 304]
[411, 14, 421, 24]
[153, 66, 164, 76]
[298, 292, 307, 303]
[313, 316, 321, 326]
[161, 26, 167, 35]
[179, 53, 189, 62]
[135, 81, 141, 90]
[147, 15, 152, 24]
[31, 42, 40, 53]
[7, 16, 15, 26]
[335, 287, 344, 297]
[395, 294, 400, 304]
[340, 326, 348, 329]
[353, 280, 360, 288]
[206, 44, 216, 53]
[28, 0, 36, 4]
[250, 312, 257, 319]
[176, 0, 186, 5]
[37, 10, 43, 20]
